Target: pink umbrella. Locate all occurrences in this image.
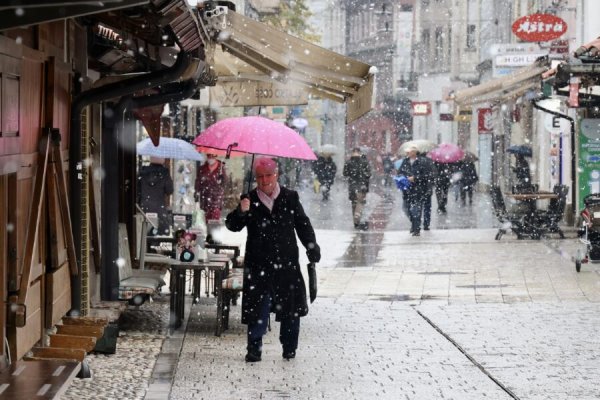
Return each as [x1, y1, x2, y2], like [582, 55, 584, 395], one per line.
[428, 143, 465, 163]
[193, 116, 317, 160]
[193, 116, 317, 193]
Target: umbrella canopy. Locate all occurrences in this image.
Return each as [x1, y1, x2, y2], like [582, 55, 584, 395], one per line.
[428, 143, 465, 164]
[507, 145, 533, 157]
[292, 118, 308, 129]
[137, 137, 205, 162]
[393, 158, 403, 170]
[193, 116, 317, 161]
[319, 143, 338, 155]
[398, 139, 437, 155]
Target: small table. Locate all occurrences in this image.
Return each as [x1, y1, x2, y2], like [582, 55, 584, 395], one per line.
[506, 192, 558, 201]
[169, 257, 230, 335]
[505, 192, 559, 239]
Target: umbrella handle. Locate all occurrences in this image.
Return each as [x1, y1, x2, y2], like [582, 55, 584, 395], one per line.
[226, 142, 238, 159]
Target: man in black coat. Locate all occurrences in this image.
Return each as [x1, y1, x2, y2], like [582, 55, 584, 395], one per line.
[343, 147, 372, 229]
[313, 155, 337, 201]
[398, 146, 431, 236]
[137, 157, 174, 235]
[225, 157, 321, 362]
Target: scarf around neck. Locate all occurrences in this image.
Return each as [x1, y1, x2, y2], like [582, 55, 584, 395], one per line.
[257, 183, 281, 212]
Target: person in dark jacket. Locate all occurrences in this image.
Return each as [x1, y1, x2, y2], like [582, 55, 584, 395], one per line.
[137, 157, 174, 235]
[434, 162, 453, 213]
[420, 154, 436, 230]
[513, 154, 533, 194]
[398, 146, 431, 236]
[343, 148, 372, 229]
[313, 154, 337, 201]
[225, 157, 321, 363]
[459, 160, 479, 205]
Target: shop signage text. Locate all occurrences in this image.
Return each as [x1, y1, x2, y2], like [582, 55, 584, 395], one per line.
[512, 14, 567, 42]
[412, 102, 431, 116]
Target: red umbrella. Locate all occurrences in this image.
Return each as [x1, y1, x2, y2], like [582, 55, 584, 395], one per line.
[428, 143, 465, 163]
[193, 116, 317, 192]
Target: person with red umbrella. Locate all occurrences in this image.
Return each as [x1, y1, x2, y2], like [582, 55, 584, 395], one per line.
[225, 157, 321, 362]
[194, 153, 228, 223]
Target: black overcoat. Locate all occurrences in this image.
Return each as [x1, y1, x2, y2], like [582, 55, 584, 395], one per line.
[225, 187, 320, 324]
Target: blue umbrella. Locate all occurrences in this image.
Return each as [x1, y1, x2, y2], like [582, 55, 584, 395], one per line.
[137, 138, 206, 162]
[394, 175, 411, 191]
[507, 145, 532, 157]
[393, 158, 404, 170]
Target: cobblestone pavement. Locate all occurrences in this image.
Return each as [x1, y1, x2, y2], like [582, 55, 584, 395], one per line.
[63, 295, 171, 400]
[165, 186, 600, 399]
[60, 183, 600, 399]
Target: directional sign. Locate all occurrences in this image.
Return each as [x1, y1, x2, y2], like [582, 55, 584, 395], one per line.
[495, 53, 548, 67]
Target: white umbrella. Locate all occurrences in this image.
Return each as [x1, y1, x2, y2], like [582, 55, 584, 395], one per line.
[319, 143, 338, 155]
[398, 139, 437, 156]
[292, 117, 308, 129]
[137, 138, 205, 162]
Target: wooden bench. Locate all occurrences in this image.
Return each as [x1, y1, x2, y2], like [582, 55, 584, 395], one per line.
[0, 359, 80, 399]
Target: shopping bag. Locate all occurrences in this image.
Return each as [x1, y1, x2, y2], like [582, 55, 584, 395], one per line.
[313, 178, 321, 193]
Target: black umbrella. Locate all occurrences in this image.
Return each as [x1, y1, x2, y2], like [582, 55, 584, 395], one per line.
[307, 263, 317, 303]
[507, 145, 533, 157]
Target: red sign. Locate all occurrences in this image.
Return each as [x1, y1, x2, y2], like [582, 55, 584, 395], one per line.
[412, 102, 431, 116]
[512, 14, 567, 42]
[477, 108, 493, 133]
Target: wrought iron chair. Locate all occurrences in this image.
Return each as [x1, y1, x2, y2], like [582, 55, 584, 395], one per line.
[489, 186, 527, 240]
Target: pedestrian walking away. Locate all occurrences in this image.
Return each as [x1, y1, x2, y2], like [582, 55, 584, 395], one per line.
[137, 156, 174, 235]
[398, 146, 431, 236]
[382, 152, 394, 187]
[194, 153, 228, 222]
[225, 157, 321, 362]
[434, 162, 453, 213]
[313, 154, 337, 201]
[459, 160, 479, 205]
[343, 147, 372, 229]
[420, 153, 436, 230]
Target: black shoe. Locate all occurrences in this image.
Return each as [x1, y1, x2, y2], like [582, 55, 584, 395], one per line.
[412, 232, 420, 236]
[359, 222, 369, 230]
[245, 350, 262, 362]
[424, 226, 430, 231]
[282, 351, 296, 360]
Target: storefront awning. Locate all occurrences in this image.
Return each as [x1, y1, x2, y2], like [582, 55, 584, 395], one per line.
[451, 63, 548, 107]
[200, 8, 375, 123]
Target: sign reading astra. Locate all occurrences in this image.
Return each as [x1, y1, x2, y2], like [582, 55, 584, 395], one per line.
[512, 14, 567, 42]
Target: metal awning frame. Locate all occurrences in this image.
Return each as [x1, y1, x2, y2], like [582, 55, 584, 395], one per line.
[452, 65, 548, 107]
[198, 5, 375, 121]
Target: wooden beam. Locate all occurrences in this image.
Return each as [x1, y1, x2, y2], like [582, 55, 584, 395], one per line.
[56, 324, 104, 339]
[28, 347, 86, 362]
[49, 334, 96, 353]
[61, 316, 108, 327]
[51, 139, 78, 276]
[14, 131, 51, 326]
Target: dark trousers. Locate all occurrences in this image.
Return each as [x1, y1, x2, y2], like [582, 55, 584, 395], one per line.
[247, 293, 300, 353]
[422, 194, 432, 228]
[435, 183, 449, 211]
[460, 185, 474, 204]
[408, 197, 424, 233]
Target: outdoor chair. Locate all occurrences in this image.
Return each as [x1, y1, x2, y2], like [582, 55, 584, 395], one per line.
[489, 186, 527, 240]
[534, 185, 569, 239]
[118, 224, 166, 305]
